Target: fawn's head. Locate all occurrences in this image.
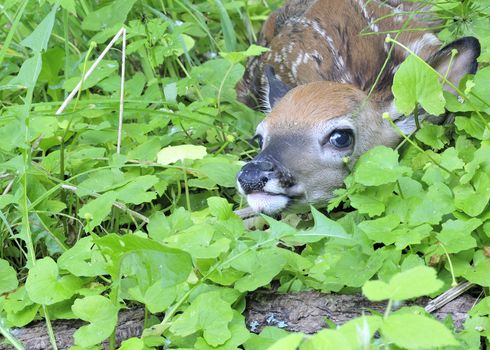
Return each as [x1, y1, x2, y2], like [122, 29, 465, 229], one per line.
[237, 37, 480, 214]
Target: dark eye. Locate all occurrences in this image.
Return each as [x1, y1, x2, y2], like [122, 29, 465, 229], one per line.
[326, 129, 353, 149]
[252, 134, 264, 149]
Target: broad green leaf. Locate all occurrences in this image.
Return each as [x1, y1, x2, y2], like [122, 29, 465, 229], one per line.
[455, 114, 488, 140]
[118, 338, 144, 350]
[115, 175, 159, 204]
[440, 147, 465, 171]
[363, 265, 443, 301]
[302, 329, 353, 350]
[20, 5, 58, 52]
[310, 207, 351, 239]
[358, 215, 400, 244]
[392, 54, 445, 116]
[349, 192, 385, 217]
[81, 0, 138, 31]
[26, 257, 83, 305]
[207, 196, 234, 220]
[95, 233, 192, 280]
[463, 258, 490, 287]
[408, 182, 455, 225]
[354, 146, 411, 186]
[118, 249, 191, 313]
[194, 312, 251, 350]
[163, 224, 230, 259]
[454, 172, 490, 216]
[196, 157, 242, 187]
[0, 259, 18, 294]
[244, 327, 290, 350]
[9, 52, 42, 89]
[381, 313, 458, 348]
[157, 144, 207, 165]
[436, 218, 481, 253]
[3, 287, 40, 327]
[63, 60, 119, 91]
[72, 296, 119, 347]
[220, 44, 269, 63]
[338, 315, 383, 349]
[267, 333, 304, 350]
[232, 248, 287, 292]
[79, 191, 118, 232]
[415, 124, 447, 150]
[170, 291, 234, 346]
[58, 237, 109, 277]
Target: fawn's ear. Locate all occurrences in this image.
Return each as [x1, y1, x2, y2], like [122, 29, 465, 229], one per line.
[262, 65, 292, 112]
[429, 36, 480, 93]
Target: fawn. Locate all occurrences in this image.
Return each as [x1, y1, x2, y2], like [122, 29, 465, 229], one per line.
[236, 0, 480, 215]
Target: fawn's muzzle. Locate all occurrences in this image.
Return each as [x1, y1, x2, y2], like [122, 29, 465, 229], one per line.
[237, 159, 278, 194]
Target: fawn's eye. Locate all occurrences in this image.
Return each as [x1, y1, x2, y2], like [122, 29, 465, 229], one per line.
[252, 134, 264, 149]
[323, 129, 354, 149]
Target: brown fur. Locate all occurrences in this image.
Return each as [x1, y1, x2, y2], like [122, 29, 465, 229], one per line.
[237, 0, 441, 107]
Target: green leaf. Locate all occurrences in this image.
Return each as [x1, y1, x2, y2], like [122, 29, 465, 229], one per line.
[302, 329, 354, 350]
[440, 147, 464, 171]
[207, 196, 234, 220]
[349, 192, 385, 217]
[63, 60, 119, 91]
[310, 207, 351, 239]
[26, 257, 83, 305]
[72, 296, 119, 347]
[214, 0, 236, 52]
[436, 218, 481, 253]
[81, 0, 138, 31]
[157, 144, 207, 165]
[118, 338, 144, 350]
[415, 124, 447, 150]
[408, 182, 455, 225]
[20, 5, 58, 52]
[392, 54, 445, 116]
[95, 233, 192, 281]
[170, 291, 234, 346]
[0, 259, 18, 294]
[454, 172, 490, 217]
[79, 191, 118, 232]
[266, 333, 304, 350]
[363, 265, 443, 301]
[353, 146, 411, 186]
[232, 248, 287, 292]
[116, 175, 159, 205]
[164, 224, 230, 259]
[58, 237, 109, 277]
[358, 215, 400, 245]
[381, 313, 458, 348]
[9, 52, 42, 89]
[338, 315, 382, 348]
[220, 44, 269, 63]
[196, 157, 242, 187]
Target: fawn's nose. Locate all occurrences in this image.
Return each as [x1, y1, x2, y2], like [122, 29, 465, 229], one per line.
[237, 160, 277, 194]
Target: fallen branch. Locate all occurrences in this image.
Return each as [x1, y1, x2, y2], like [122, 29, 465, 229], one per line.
[0, 290, 477, 349]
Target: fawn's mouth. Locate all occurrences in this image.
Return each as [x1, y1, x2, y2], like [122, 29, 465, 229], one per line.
[245, 192, 290, 215]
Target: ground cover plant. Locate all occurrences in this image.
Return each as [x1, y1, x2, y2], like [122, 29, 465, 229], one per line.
[0, 0, 489, 349]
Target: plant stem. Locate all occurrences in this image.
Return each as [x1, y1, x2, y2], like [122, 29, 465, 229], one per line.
[0, 321, 26, 350]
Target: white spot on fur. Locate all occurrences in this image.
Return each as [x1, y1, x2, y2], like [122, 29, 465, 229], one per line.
[263, 179, 285, 194]
[408, 33, 441, 57]
[355, 0, 380, 33]
[289, 18, 353, 83]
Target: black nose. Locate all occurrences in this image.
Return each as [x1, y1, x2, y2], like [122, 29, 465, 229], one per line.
[237, 160, 276, 194]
